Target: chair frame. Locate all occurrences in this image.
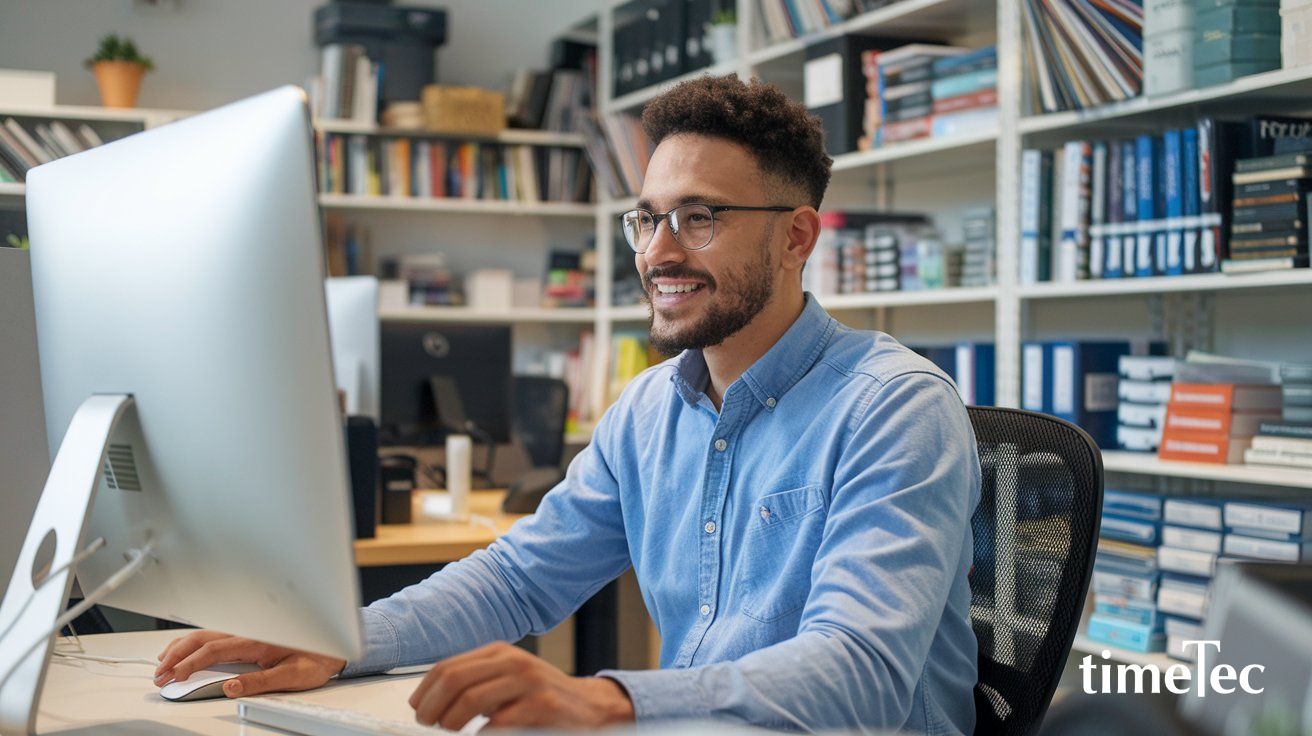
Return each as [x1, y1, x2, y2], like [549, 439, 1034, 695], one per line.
[967, 406, 1103, 736]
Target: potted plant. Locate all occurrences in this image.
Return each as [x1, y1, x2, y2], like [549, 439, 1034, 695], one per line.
[84, 34, 155, 108]
[710, 9, 738, 65]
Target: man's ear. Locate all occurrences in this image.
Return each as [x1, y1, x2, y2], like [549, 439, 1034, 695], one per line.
[782, 207, 822, 272]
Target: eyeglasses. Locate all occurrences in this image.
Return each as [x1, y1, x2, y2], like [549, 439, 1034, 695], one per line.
[619, 203, 795, 254]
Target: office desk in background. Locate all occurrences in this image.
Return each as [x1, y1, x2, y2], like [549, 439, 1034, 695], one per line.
[353, 489, 632, 676]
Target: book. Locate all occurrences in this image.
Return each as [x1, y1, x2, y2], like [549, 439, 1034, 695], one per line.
[1164, 498, 1224, 530]
[1167, 383, 1282, 412]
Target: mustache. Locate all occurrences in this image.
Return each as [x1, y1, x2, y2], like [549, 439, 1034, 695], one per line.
[642, 266, 717, 290]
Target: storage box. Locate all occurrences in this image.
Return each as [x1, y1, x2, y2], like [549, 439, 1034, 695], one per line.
[1195, 58, 1282, 85]
[1283, 1, 1312, 67]
[464, 268, 514, 311]
[0, 69, 55, 107]
[1195, 33, 1282, 67]
[1144, 0, 1195, 36]
[1197, 4, 1283, 35]
[1145, 29, 1195, 96]
[421, 85, 505, 135]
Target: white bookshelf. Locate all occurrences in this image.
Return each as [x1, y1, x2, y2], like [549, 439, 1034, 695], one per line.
[380, 305, 598, 325]
[1019, 269, 1312, 299]
[313, 120, 586, 148]
[1102, 451, 1312, 489]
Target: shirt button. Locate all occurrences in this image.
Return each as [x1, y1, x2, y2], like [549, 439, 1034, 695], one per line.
[766, 397, 777, 408]
[714, 439, 727, 452]
[700, 604, 711, 616]
[704, 520, 716, 534]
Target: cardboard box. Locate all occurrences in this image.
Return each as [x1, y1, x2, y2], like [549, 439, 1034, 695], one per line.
[0, 69, 55, 107]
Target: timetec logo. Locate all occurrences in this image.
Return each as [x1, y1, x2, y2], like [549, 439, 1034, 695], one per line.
[1080, 641, 1264, 696]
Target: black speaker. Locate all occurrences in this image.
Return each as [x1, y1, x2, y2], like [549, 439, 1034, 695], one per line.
[344, 416, 380, 539]
[379, 454, 417, 525]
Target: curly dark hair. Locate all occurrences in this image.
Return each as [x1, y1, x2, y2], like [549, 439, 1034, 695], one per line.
[641, 75, 832, 209]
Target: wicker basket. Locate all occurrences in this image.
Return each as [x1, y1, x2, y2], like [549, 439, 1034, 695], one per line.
[421, 85, 506, 135]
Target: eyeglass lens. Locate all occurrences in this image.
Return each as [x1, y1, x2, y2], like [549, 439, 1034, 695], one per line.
[622, 204, 715, 253]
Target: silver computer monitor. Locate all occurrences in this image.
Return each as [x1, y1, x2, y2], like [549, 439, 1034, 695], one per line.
[325, 276, 380, 422]
[20, 87, 362, 659]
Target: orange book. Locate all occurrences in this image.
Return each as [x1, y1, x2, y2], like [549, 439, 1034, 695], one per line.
[1162, 407, 1280, 436]
[1167, 383, 1282, 413]
[1158, 429, 1252, 464]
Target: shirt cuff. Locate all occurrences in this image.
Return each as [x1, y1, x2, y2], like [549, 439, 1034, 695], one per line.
[338, 607, 401, 678]
[597, 668, 711, 723]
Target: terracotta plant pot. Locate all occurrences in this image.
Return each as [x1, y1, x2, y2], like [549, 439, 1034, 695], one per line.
[92, 61, 146, 108]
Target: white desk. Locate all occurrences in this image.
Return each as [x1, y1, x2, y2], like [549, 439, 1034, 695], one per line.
[37, 630, 423, 734]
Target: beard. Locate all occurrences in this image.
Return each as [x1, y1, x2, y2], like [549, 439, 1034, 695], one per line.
[642, 235, 775, 355]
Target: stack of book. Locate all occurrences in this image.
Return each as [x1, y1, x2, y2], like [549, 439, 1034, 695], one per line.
[1019, 113, 1312, 283]
[1116, 355, 1177, 453]
[928, 46, 998, 139]
[1158, 383, 1283, 463]
[960, 206, 996, 286]
[804, 211, 934, 296]
[757, 0, 895, 43]
[1019, 0, 1144, 114]
[314, 43, 378, 123]
[1223, 151, 1311, 273]
[1245, 361, 1312, 468]
[0, 117, 106, 183]
[1194, 2, 1282, 87]
[867, 44, 967, 146]
[1223, 499, 1312, 565]
[1088, 489, 1165, 654]
[1158, 496, 1224, 661]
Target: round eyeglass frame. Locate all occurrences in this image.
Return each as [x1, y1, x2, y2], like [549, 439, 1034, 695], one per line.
[618, 203, 796, 253]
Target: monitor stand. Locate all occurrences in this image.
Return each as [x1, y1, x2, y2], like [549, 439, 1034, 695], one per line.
[0, 393, 134, 736]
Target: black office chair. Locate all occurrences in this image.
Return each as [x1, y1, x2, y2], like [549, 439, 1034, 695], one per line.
[503, 375, 570, 513]
[967, 406, 1103, 736]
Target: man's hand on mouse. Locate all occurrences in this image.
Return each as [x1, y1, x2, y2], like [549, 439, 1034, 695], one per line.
[409, 641, 634, 729]
[155, 630, 345, 698]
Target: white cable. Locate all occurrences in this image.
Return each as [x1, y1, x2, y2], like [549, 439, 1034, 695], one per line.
[0, 540, 156, 690]
[51, 651, 157, 666]
[0, 537, 109, 648]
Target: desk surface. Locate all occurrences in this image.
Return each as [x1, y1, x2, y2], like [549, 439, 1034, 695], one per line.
[38, 630, 424, 735]
[353, 490, 526, 567]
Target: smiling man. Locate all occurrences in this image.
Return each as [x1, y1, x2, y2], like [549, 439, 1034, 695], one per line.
[156, 75, 982, 734]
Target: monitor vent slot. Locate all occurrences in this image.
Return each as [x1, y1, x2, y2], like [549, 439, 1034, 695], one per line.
[103, 443, 142, 491]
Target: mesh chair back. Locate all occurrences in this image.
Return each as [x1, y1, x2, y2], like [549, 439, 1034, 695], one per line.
[967, 407, 1103, 736]
[512, 376, 569, 468]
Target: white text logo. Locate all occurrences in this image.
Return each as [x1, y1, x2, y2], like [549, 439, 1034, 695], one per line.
[1080, 641, 1264, 696]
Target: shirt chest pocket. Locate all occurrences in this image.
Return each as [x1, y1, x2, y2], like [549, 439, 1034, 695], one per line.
[739, 485, 827, 623]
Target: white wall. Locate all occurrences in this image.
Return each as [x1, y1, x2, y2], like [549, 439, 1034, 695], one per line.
[0, 0, 598, 111]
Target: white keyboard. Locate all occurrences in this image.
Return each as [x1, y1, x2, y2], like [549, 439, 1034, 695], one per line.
[238, 696, 488, 736]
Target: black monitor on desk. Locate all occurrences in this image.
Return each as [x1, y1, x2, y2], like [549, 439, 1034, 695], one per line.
[378, 321, 513, 449]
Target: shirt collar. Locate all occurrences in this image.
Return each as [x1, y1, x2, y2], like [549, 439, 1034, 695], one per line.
[670, 293, 837, 409]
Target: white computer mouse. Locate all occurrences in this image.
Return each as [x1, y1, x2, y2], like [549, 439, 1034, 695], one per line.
[159, 662, 262, 702]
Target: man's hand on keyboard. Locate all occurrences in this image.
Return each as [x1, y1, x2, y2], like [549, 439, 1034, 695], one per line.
[154, 630, 346, 698]
[409, 641, 635, 730]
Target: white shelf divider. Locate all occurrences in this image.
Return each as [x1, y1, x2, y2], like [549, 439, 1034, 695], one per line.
[1019, 270, 1312, 299]
[1102, 451, 1312, 489]
[379, 306, 597, 325]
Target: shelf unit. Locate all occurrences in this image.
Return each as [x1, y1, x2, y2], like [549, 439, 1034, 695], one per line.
[0, 104, 187, 201]
[591, 0, 1312, 674]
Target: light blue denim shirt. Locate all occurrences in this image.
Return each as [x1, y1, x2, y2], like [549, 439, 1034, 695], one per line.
[344, 295, 981, 734]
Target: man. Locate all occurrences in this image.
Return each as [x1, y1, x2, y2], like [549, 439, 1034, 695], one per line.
[156, 75, 981, 733]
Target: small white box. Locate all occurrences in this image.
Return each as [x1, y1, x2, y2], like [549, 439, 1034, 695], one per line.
[0, 69, 55, 107]
[464, 268, 513, 311]
[378, 279, 408, 311]
[1282, 3, 1312, 68]
[512, 277, 541, 309]
[1144, 0, 1195, 36]
[1144, 30, 1195, 96]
